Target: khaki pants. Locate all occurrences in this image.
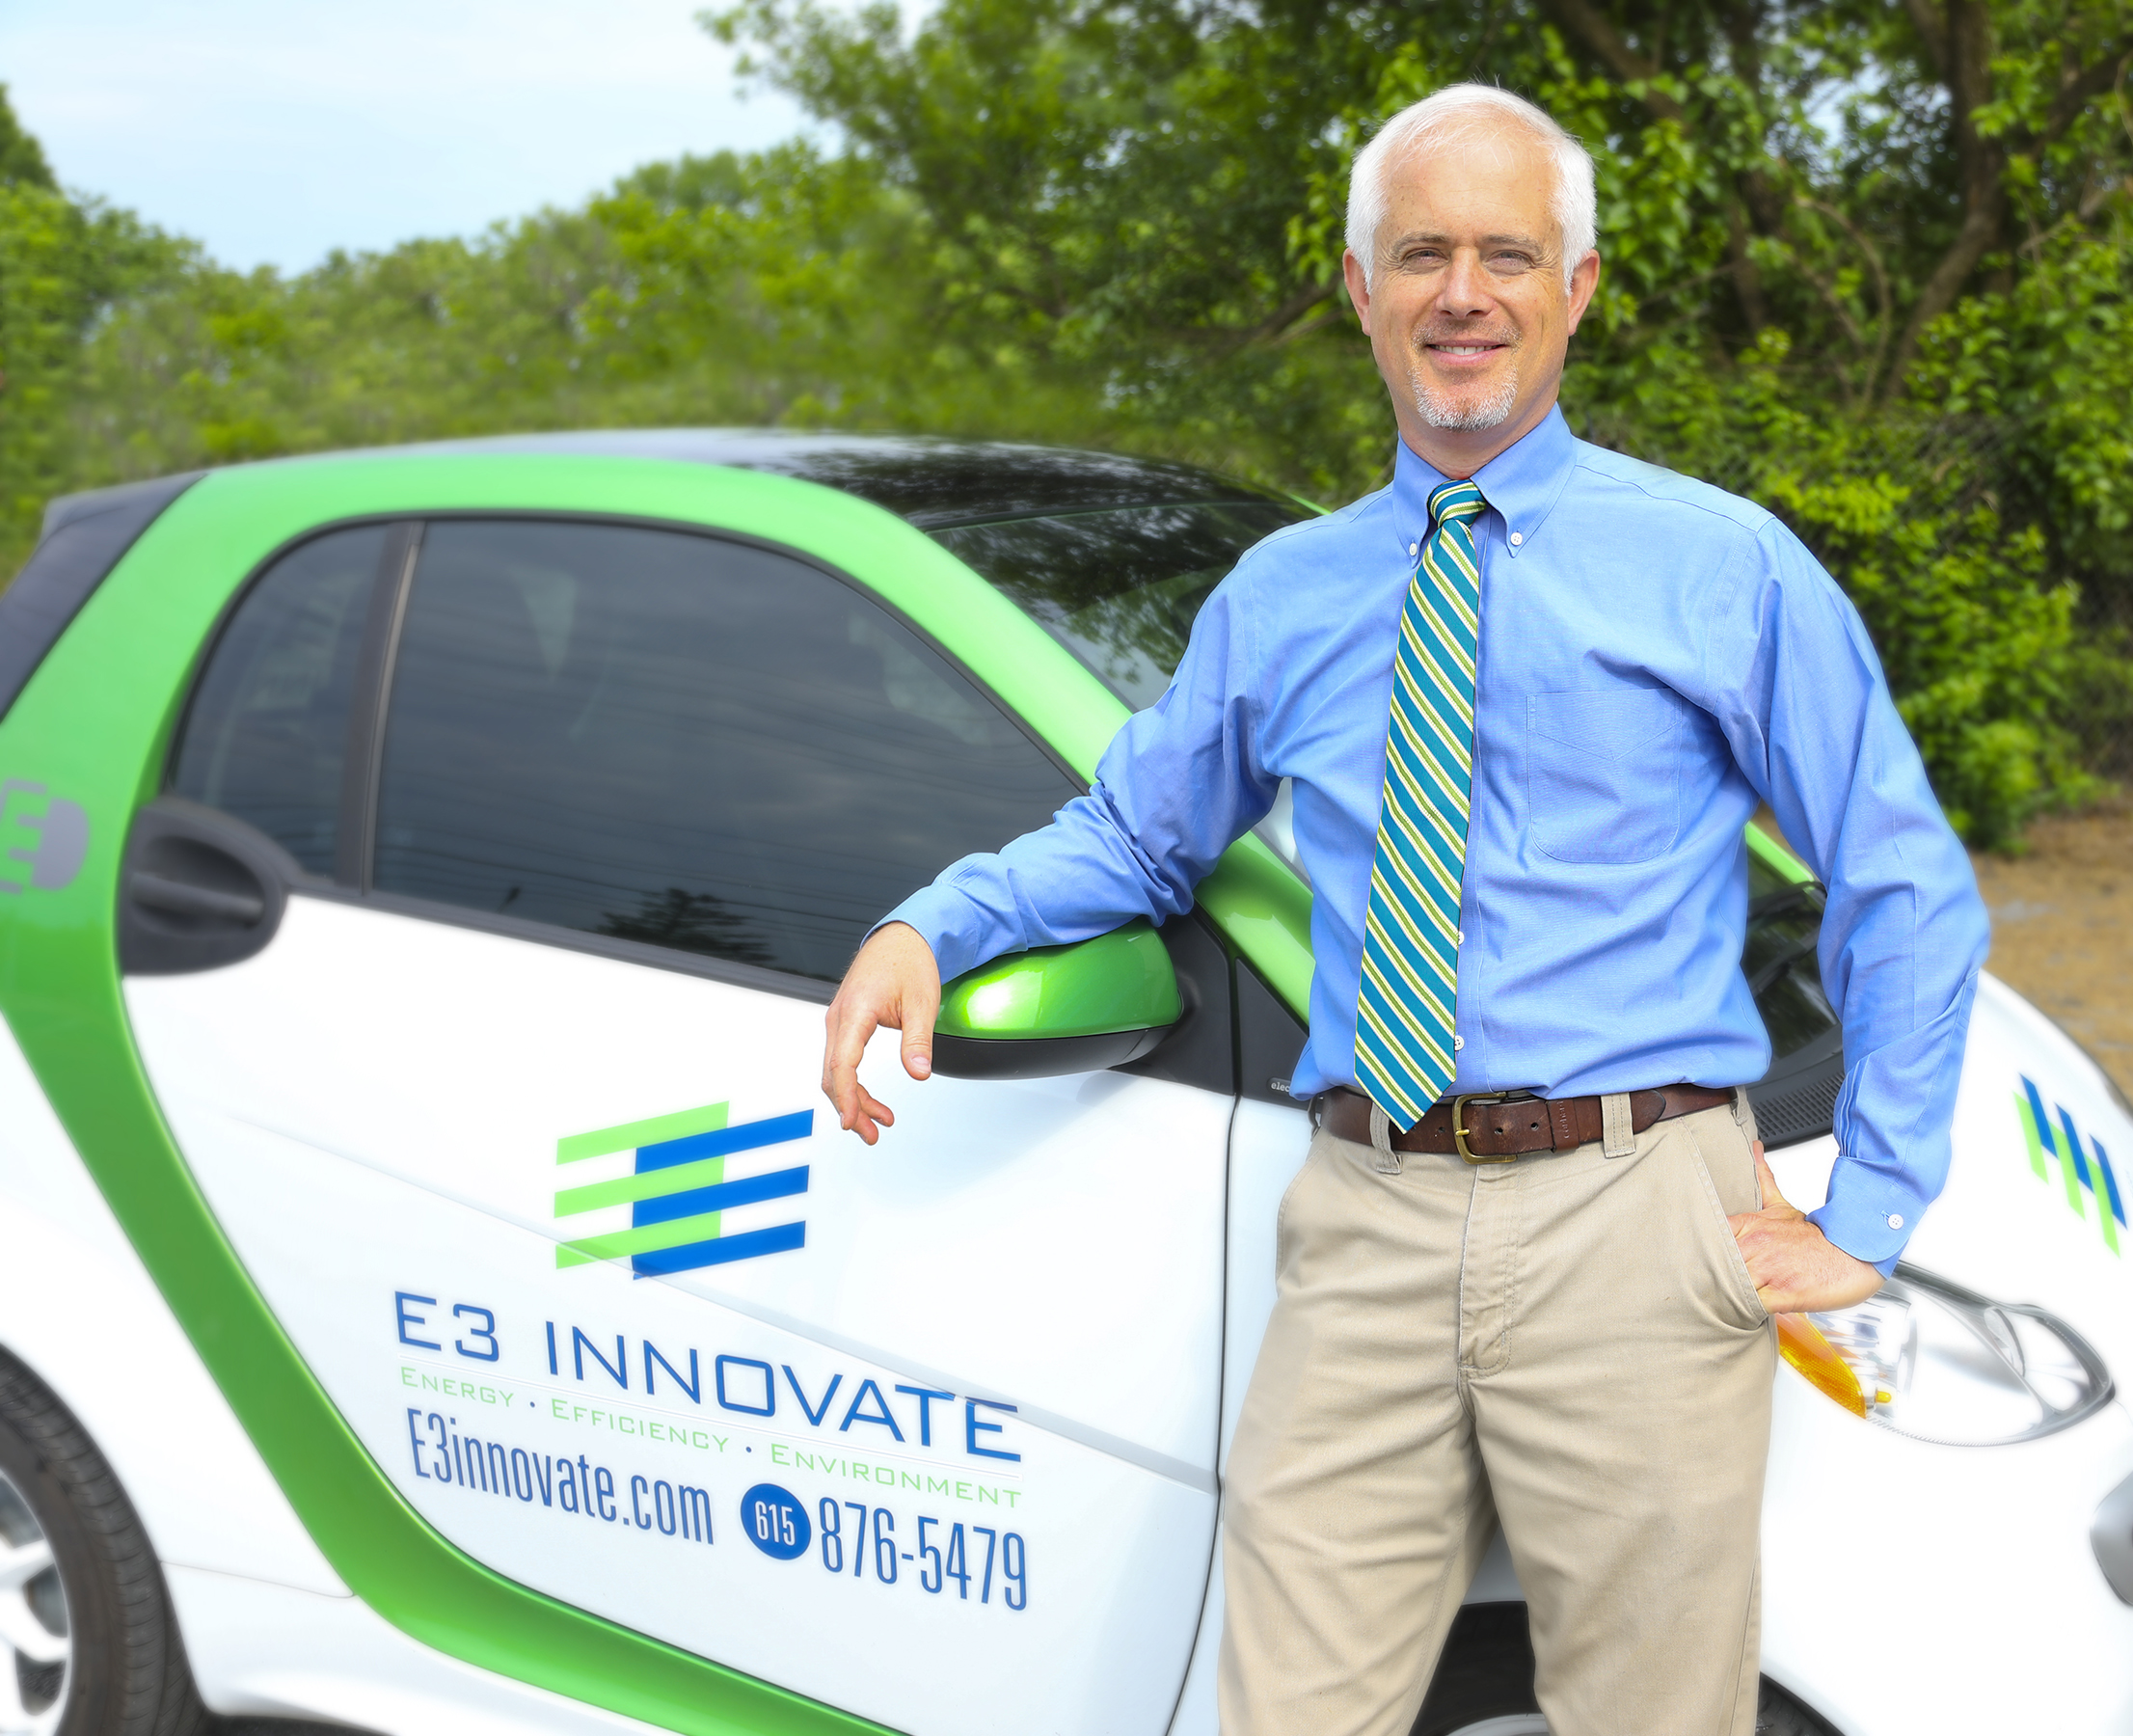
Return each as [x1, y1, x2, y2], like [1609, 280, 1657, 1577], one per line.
[1218, 1099, 1776, 1736]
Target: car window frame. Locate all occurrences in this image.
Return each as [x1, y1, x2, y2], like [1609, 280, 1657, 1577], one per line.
[158, 516, 412, 891]
[162, 508, 1095, 1009]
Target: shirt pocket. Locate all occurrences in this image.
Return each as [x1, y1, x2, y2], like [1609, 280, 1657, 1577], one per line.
[1526, 687, 1687, 865]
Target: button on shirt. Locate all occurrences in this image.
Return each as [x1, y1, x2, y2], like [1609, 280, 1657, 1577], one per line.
[885, 406, 1989, 1272]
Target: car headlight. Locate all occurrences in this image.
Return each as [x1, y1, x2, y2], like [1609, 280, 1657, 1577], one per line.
[1777, 1264, 2114, 1444]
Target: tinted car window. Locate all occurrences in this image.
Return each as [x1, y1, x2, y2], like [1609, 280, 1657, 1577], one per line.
[931, 502, 1304, 709]
[372, 520, 1078, 982]
[170, 524, 388, 876]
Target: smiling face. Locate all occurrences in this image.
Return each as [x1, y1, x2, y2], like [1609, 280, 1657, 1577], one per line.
[1341, 119, 1600, 478]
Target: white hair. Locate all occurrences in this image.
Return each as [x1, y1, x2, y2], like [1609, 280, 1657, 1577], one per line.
[1346, 84, 1597, 291]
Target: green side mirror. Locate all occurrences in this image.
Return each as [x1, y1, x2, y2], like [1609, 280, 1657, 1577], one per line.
[931, 920, 1184, 1079]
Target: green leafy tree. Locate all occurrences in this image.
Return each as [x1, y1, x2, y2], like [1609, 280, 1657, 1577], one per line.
[0, 84, 53, 189]
[0, 89, 184, 553]
[9, 6, 2131, 842]
[704, 0, 2133, 841]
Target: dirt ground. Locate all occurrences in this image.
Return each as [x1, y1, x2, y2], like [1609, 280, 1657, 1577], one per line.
[1970, 799, 2133, 1096]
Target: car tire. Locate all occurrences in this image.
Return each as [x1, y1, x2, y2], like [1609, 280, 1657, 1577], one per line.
[1412, 1604, 1840, 1736]
[0, 1349, 209, 1736]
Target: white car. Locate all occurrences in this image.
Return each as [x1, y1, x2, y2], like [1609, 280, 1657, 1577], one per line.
[0, 432, 2126, 1736]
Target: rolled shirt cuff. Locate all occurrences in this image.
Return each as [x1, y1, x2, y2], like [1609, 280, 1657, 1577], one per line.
[869, 883, 994, 986]
[1807, 1175, 1917, 1278]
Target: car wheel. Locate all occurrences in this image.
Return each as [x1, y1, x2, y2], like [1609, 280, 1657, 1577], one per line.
[0, 1350, 206, 1736]
[1412, 1604, 1840, 1736]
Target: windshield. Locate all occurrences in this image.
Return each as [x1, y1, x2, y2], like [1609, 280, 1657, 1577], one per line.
[929, 501, 1306, 711]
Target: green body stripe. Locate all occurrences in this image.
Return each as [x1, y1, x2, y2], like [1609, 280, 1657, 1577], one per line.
[1193, 833, 1314, 1019]
[555, 1153, 727, 1218]
[556, 1100, 728, 1163]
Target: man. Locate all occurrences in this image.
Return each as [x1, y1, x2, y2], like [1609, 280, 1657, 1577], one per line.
[822, 83, 1987, 1736]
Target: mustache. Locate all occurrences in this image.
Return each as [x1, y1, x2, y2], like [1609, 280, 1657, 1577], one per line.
[1415, 325, 1521, 348]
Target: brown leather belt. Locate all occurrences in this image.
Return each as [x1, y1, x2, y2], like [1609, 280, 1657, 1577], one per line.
[1311, 1083, 1736, 1163]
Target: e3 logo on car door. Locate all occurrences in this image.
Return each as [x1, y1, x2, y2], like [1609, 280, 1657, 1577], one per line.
[552, 1101, 815, 1276]
[0, 780, 88, 892]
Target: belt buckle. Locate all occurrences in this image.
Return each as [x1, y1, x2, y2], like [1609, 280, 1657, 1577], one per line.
[1452, 1093, 1517, 1164]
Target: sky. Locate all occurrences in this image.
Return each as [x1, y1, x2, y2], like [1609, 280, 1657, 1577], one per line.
[0, 0, 819, 274]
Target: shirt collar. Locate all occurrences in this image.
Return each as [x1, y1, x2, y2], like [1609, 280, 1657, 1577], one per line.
[1391, 403, 1578, 562]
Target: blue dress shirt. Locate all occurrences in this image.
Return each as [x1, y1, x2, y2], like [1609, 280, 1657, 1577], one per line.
[886, 406, 1989, 1272]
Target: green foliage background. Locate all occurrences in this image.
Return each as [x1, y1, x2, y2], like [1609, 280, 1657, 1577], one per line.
[3, 0, 2131, 847]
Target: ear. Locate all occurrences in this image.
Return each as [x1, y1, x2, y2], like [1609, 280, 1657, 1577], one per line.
[1564, 248, 1602, 337]
[1342, 248, 1374, 336]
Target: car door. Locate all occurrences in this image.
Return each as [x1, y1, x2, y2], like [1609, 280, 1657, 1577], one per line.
[122, 510, 1228, 1736]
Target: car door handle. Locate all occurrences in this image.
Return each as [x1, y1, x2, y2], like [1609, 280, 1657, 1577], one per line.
[121, 797, 302, 975]
[129, 870, 267, 925]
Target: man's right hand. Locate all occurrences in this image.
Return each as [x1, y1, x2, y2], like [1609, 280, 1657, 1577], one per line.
[822, 922, 942, 1145]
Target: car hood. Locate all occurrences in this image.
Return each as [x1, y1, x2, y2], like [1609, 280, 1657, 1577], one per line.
[1774, 973, 2132, 1390]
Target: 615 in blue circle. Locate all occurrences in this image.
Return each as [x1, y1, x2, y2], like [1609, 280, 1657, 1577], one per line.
[740, 1483, 811, 1560]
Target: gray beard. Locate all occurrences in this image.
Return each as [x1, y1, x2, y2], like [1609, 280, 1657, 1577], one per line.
[1408, 362, 1519, 431]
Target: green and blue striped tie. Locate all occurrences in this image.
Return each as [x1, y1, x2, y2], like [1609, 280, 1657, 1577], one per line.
[1355, 478, 1488, 1127]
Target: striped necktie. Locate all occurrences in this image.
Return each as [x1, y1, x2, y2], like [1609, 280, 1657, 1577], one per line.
[1354, 478, 1488, 1128]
